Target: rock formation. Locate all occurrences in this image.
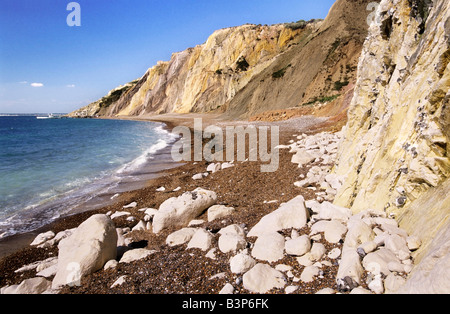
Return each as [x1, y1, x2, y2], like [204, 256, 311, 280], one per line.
[332, 0, 449, 293]
[69, 0, 376, 120]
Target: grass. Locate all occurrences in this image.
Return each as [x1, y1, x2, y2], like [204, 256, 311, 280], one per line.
[302, 94, 340, 106]
[272, 64, 292, 79]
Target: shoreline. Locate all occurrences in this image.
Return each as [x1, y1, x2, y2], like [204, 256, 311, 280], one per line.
[0, 116, 182, 259]
[0, 112, 341, 292]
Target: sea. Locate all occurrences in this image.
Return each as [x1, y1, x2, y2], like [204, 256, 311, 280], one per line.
[0, 114, 179, 238]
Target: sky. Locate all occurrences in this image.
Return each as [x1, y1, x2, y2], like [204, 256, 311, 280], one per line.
[0, 0, 336, 114]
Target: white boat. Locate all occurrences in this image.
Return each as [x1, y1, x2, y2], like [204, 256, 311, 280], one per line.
[37, 114, 58, 119]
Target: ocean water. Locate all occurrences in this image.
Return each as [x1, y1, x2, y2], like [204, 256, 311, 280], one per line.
[0, 115, 178, 238]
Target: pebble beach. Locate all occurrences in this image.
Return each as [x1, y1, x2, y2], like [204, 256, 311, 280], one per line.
[0, 115, 420, 295]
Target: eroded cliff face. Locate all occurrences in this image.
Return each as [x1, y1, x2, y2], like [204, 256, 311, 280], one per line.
[334, 0, 449, 212]
[70, 23, 311, 117]
[332, 0, 449, 292]
[69, 0, 377, 119]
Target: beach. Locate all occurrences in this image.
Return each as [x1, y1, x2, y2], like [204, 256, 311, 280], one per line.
[0, 113, 348, 293]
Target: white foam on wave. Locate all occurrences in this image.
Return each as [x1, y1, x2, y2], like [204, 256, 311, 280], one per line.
[116, 124, 179, 175]
[116, 139, 168, 174]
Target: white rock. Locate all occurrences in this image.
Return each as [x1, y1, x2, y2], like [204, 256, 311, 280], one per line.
[384, 273, 407, 294]
[30, 231, 55, 246]
[111, 275, 127, 288]
[219, 283, 234, 294]
[251, 232, 285, 263]
[207, 163, 221, 173]
[218, 234, 247, 253]
[243, 263, 286, 293]
[313, 201, 352, 222]
[40, 228, 75, 248]
[221, 162, 234, 170]
[219, 224, 246, 237]
[284, 235, 311, 256]
[132, 220, 146, 232]
[362, 248, 401, 276]
[52, 214, 117, 289]
[296, 253, 314, 267]
[291, 149, 315, 167]
[311, 220, 347, 244]
[248, 195, 309, 237]
[349, 287, 373, 294]
[1, 277, 52, 294]
[310, 243, 326, 261]
[406, 235, 422, 251]
[315, 288, 336, 294]
[357, 241, 378, 256]
[15, 257, 57, 274]
[120, 249, 156, 263]
[104, 260, 118, 270]
[324, 173, 344, 191]
[166, 228, 198, 247]
[187, 228, 213, 251]
[275, 264, 293, 272]
[285, 285, 298, 294]
[192, 173, 204, 180]
[153, 188, 217, 233]
[123, 202, 137, 209]
[36, 263, 58, 278]
[300, 266, 320, 282]
[156, 186, 166, 192]
[144, 208, 158, 217]
[336, 248, 364, 289]
[344, 219, 374, 249]
[368, 275, 384, 294]
[110, 211, 131, 219]
[327, 248, 341, 259]
[188, 219, 204, 226]
[385, 234, 411, 260]
[206, 248, 217, 260]
[207, 205, 235, 222]
[230, 253, 256, 274]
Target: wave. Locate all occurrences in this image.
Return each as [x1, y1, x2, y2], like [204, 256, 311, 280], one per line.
[116, 139, 170, 174]
[116, 124, 179, 175]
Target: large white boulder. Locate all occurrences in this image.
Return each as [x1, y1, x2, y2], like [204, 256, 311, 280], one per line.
[248, 196, 309, 237]
[218, 234, 247, 253]
[207, 205, 235, 222]
[187, 228, 213, 251]
[251, 232, 285, 263]
[230, 253, 256, 274]
[166, 228, 198, 247]
[243, 263, 286, 293]
[284, 235, 311, 256]
[119, 249, 156, 263]
[153, 188, 217, 233]
[291, 149, 315, 167]
[52, 214, 117, 289]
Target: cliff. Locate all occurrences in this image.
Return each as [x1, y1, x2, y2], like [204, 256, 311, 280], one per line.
[69, 0, 376, 119]
[332, 0, 449, 293]
[69, 23, 311, 117]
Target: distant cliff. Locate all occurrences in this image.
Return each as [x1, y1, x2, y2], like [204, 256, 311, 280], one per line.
[69, 0, 376, 119]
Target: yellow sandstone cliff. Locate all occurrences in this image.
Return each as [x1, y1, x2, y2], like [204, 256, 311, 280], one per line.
[332, 0, 449, 292]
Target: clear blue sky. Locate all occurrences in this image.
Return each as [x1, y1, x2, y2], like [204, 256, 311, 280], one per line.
[0, 0, 335, 114]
